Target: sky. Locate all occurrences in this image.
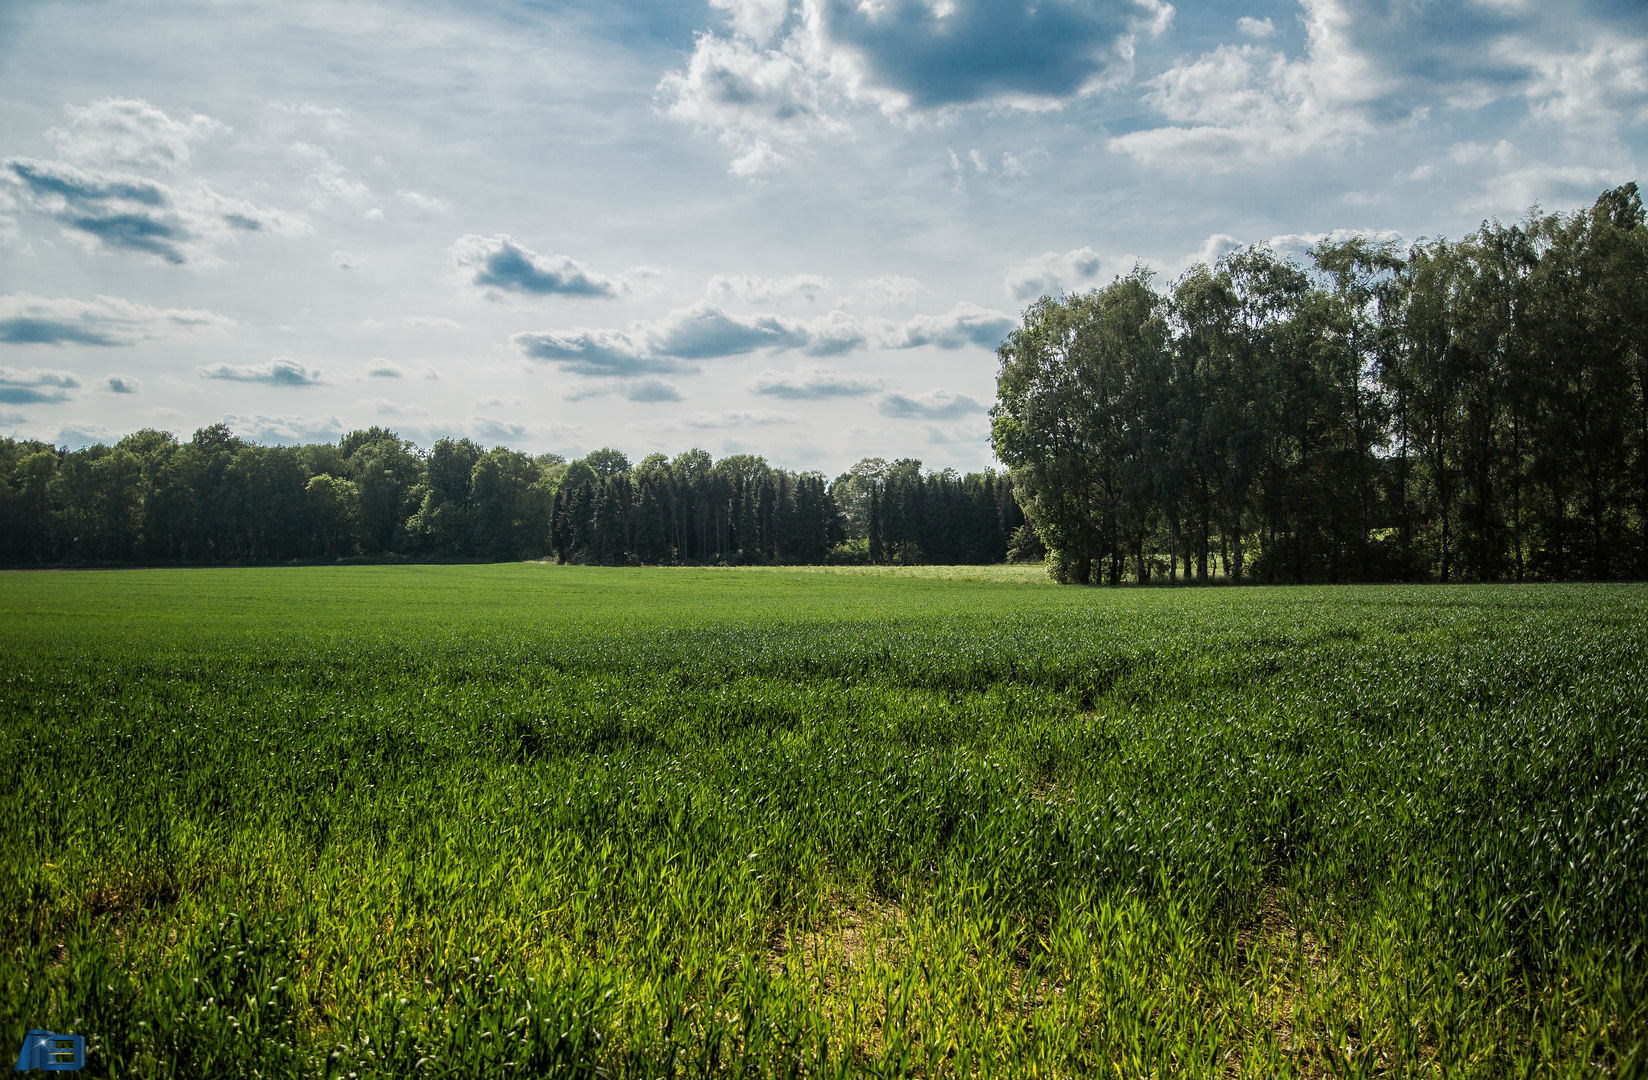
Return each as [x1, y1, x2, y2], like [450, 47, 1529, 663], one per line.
[1, 0, 1644, 476]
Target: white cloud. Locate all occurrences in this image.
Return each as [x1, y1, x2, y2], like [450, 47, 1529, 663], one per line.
[1111, 0, 1386, 172]
[1464, 159, 1629, 215]
[46, 97, 224, 172]
[405, 316, 461, 329]
[1004, 247, 1111, 300]
[366, 397, 428, 416]
[849, 274, 924, 307]
[658, 31, 846, 176]
[1441, 138, 1629, 213]
[513, 300, 1012, 376]
[199, 358, 326, 386]
[625, 377, 685, 402]
[710, 0, 791, 45]
[396, 189, 451, 212]
[662, 0, 1172, 174]
[452, 234, 621, 299]
[0, 367, 81, 404]
[56, 422, 116, 449]
[1237, 16, 1277, 40]
[292, 142, 376, 214]
[0, 293, 231, 346]
[104, 374, 141, 394]
[2, 156, 307, 265]
[223, 412, 345, 445]
[876, 388, 987, 419]
[366, 358, 404, 378]
[1185, 233, 1242, 269]
[881, 303, 1016, 350]
[1505, 32, 1648, 132]
[750, 363, 884, 398]
[706, 272, 834, 305]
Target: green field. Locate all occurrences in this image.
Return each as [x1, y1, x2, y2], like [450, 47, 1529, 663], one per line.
[2, 567, 1645, 1077]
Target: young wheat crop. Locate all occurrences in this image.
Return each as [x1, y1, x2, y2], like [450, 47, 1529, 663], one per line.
[2, 567, 1643, 1076]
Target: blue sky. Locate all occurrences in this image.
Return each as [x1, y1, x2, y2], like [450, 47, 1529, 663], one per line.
[1, 0, 1643, 474]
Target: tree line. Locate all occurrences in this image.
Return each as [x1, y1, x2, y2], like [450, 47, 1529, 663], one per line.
[993, 183, 1648, 584]
[0, 424, 1023, 567]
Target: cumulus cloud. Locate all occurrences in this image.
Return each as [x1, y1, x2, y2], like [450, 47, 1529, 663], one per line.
[803, 0, 1173, 111]
[849, 274, 924, 307]
[0, 293, 231, 346]
[1109, 28, 1379, 171]
[877, 389, 987, 420]
[2, 156, 305, 264]
[662, 0, 1172, 173]
[565, 376, 688, 403]
[365, 358, 404, 378]
[397, 189, 451, 212]
[199, 358, 326, 386]
[1459, 154, 1629, 215]
[880, 303, 1016, 350]
[223, 412, 345, 445]
[472, 416, 534, 443]
[0, 367, 81, 404]
[658, 31, 847, 175]
[515, 326, 662, 377]
[46, 97, 224, 171]
[452, 234, 621, 298]
[750, 363, 884, 398]
[105, 375, 141, 394]
[1004, 247, 1111, 300]
[366, 398, 430, 417]
[712, 0, 792, 44]
[1113, 0, 1648, 174]
[1506, 32, 1648, 132]
[625, 377, 686, 402]
[706, 272, 834, 304]
[513, 301, 1012, 376]
[56, 423, 116, 449]
[1185, 233, 1243, 270]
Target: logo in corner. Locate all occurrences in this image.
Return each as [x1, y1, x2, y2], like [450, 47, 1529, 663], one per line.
[13, 1030, 85, 1072]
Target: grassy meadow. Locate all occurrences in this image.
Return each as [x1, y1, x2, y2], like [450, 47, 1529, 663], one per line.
[1, 565, 1645, 1077]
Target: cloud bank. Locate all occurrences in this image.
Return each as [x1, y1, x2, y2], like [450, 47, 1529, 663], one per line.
[0, 367, 81, 405]
[3, 156, 304, 264]
[0, 293, 231, 346]
[661, 0, 1174, 173]
[199, 358, 326, 385]
[877, 389, 987, 419]
[750, 363, 884, 399]
[513, 301, 1013, 376]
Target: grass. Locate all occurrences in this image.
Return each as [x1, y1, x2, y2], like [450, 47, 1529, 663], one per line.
[1, 565, 1645, 1077]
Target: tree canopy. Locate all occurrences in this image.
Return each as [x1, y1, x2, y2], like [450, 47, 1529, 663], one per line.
[993, 183, 1648, 584]
[0, 431, 1020, 568]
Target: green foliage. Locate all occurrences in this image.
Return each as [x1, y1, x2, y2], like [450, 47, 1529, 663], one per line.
[995, 183, 1648, 584]
[1, 568, 1644, 1076]
[550, 452, 1016, 567]
[1, 434, 1020, 570]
